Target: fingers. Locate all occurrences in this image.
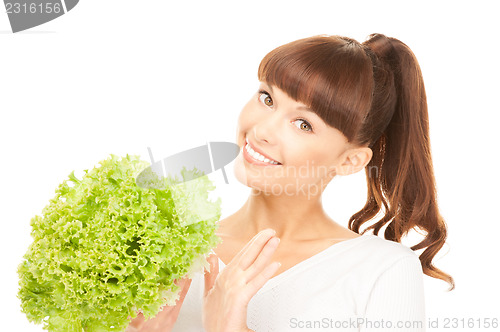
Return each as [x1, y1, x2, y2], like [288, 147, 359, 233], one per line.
[245, 261, 281, 300]
[229, 229, 274, 266]
[125, 325, 139, 332]
[166, 277, 192, 308]
[176, 277, 192, 304]
[127, 312, 145, 330]
[126, 277, 192, 332]
[244, 236, 280, 281]
[204, 254, 219, 297]
[156, 277, 192, 330]
[237, 229, 277, 270]
[135, 277, 193, 331]
[230, 228, 276, 265]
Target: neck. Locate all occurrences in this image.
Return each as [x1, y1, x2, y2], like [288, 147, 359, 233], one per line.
[231, 188, 340, 242]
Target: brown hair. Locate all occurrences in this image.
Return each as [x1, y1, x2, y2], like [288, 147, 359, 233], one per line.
[257, 33, 454, 291]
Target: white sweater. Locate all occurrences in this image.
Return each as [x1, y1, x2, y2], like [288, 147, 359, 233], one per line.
[172, 233, 426, 331]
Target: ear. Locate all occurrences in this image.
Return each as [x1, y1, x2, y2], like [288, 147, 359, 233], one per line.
[333, 147, 373, 176]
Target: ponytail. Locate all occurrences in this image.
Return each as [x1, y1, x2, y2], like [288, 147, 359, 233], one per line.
[256, 33, 454, 290]
[349, 34, 455, 291]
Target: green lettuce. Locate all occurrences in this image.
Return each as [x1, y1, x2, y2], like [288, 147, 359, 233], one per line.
[17, 154, 221, 331]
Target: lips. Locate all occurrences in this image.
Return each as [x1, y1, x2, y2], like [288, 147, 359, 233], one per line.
[244, 137, 282, 165]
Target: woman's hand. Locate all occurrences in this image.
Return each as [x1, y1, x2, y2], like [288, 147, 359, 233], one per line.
[202, 228, 281, 332]
[125, 277, 192, 332]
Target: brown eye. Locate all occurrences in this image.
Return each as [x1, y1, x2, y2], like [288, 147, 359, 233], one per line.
[293, 119, 313, 132]
[258, 91, 273, 107]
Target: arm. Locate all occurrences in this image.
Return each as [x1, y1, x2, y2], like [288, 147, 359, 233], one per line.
[362, 255, 426, 332]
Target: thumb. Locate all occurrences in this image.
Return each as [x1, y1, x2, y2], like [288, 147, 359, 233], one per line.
[204, 254, 219, 297]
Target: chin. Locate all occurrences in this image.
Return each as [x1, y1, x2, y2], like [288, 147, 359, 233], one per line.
[233, 152, 251, 187]
[233, 156, 289, 197]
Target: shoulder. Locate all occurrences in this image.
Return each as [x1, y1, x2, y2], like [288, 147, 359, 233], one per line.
[342, 235, 425, 308]
[348, 234, 423, 277]
[362, 234, 419, 259]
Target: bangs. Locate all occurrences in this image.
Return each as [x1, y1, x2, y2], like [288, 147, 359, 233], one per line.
[257, 35, 374, 143]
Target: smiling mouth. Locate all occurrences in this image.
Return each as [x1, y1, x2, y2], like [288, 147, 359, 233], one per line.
[243, 139, 282, 166]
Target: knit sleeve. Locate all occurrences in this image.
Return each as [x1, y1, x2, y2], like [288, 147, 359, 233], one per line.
[361, 254, 426, 331]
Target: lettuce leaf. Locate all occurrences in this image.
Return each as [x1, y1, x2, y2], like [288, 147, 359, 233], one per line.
[18, 154, 221, 331]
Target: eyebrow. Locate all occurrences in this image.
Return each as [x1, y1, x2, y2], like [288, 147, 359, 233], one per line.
[297, 105, 314, 113]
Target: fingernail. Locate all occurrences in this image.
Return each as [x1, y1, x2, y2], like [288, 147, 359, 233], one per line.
[262, 228, 276, 236]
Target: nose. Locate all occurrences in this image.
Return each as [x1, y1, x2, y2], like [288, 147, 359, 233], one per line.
[253, 112, 281, 145]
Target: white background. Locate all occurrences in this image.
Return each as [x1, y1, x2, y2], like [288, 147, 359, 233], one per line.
[1, 1, 499, 331]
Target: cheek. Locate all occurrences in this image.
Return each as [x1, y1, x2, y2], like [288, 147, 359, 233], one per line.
[237, 104, 249, 125]
[285, 147, 334, 179]
[285, 142, 320, 165]
[238, 105, 254, 127]
[236, 106, 257, 142]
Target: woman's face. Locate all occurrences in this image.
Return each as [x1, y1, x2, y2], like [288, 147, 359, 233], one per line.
[233, 81, 360, 198]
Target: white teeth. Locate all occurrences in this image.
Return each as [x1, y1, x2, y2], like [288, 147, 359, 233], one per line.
[245, 143, 279, 165]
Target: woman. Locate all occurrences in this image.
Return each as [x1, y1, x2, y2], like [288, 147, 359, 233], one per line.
[128, 33, 454, 332]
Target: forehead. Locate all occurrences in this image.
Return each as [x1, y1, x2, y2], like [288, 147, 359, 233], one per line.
[258, 82, 349, 144]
